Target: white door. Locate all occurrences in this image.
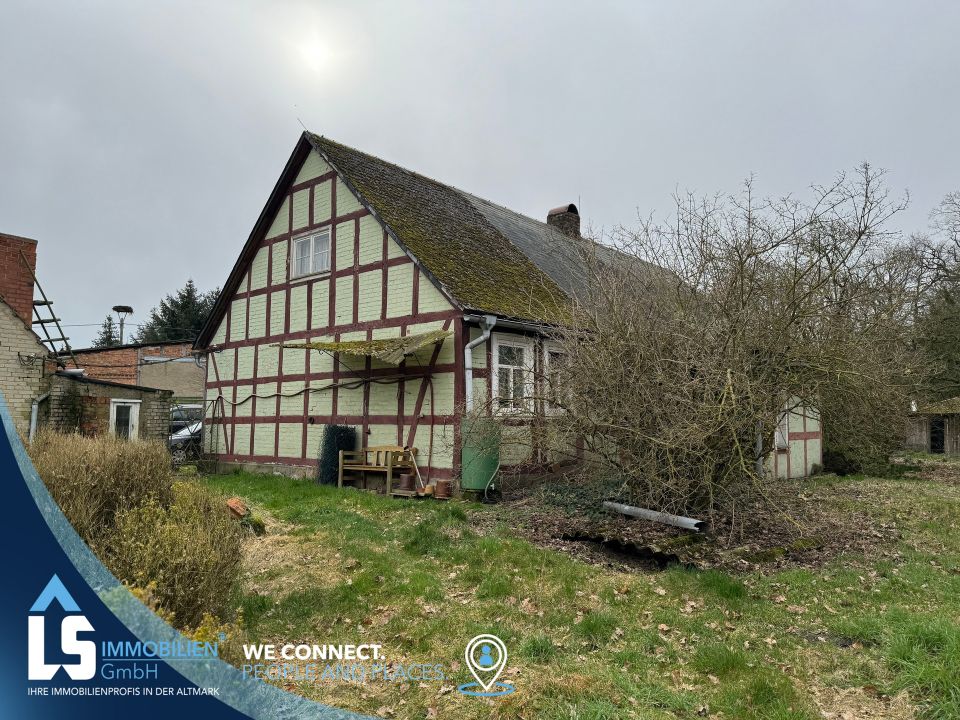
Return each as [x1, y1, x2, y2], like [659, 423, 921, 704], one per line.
[109, 400, 141, 439]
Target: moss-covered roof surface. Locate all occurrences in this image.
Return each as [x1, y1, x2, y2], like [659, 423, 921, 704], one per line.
[308, 134, 571, 324]
[916, 397, 960, 415]
[279, 329, 451, 365]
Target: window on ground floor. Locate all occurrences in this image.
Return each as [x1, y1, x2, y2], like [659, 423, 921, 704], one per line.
[109, 400, 141, 440]
[493, 336, 534, 412]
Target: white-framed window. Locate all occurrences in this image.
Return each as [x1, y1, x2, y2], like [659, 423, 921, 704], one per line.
[109, 399, 141, 440]
[492, 335, 534, 412]
[292, 229, 331, 278]
[543, 343, 568, 413]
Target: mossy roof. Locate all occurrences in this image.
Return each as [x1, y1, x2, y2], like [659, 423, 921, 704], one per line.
[307, 133, 571, 324]
[279, 329, 451, 365]
[196, 132, 601, 349]
[915, 397, 960, 415]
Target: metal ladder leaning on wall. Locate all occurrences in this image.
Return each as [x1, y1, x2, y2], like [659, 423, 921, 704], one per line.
[19, 250, 78, 368]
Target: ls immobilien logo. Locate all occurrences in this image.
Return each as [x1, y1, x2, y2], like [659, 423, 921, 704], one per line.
[28, 575, 96, 681]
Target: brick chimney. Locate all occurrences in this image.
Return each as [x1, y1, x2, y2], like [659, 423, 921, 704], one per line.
[0, 232, 38, 325]
[546, 203, 580, 238]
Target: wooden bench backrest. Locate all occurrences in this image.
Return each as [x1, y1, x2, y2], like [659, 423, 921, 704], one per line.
[341, 445, 417, 468]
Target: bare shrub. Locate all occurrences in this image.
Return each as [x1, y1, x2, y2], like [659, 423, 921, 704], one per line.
[29, 430, 174, 547]
[29, 431, 242, 629]
[529, 165, 924, 516]
[108, 481, 243, 628]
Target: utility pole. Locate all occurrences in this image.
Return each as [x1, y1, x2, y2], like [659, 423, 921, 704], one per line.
[112, 305, 134, 344]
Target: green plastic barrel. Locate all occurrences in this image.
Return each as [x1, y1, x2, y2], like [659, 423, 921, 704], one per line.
[460, 417, 501, 491]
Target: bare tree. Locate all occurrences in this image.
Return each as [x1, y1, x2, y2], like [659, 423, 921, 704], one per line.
[490, 165, 925, 517]
[914, 191, 960, 399]
[929, 191, 960, 277]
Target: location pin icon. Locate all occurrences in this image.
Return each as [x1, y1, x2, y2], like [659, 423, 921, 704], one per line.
[465, 634, 507, 692]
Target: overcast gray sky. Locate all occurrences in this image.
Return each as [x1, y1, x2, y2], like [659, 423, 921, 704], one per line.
[2, 1, 958, 347]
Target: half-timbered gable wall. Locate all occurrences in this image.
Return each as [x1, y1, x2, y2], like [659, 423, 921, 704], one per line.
[766, 404, 823, 479]
[203, 150, 459, 478]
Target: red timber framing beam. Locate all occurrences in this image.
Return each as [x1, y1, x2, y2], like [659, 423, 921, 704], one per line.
[201, 165, 462, 477]
[771, 409, 823, 479]
[452, 318, 465, 478]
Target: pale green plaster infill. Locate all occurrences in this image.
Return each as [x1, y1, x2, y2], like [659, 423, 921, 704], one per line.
[335, 220, 354, 270]
[266, 196, 290, 239]
[292, 189, 310, 231]
[271, 242, 288, 286]
[229, 299, 247, 342]
[289, 285, 308, 333]
[313, 180, 332, 223]
[249, 247, 269, 291]
[335, 177, 362, 216]
[296, 150, 332, 184]
[386, 264, 414, 318]
[358, 215, 383, 265]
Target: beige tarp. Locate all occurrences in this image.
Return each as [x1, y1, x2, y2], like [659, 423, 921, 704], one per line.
[278, 329, 451, 365]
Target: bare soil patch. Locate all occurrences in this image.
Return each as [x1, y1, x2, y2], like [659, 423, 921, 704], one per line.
[485, 473, 903, 573]
[811, 685, 916, 720]
[899, 454, 960, 485]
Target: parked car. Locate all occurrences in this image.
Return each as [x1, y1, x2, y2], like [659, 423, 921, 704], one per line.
[169, 404, 203, 434]
[169, 421, 202, 465]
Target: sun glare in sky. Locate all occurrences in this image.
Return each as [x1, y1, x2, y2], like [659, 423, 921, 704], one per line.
[296, 31, 333, 74]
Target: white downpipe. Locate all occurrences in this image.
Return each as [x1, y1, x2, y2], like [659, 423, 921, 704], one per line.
[464, 315, 497, 412]
[29, 392, 50, 442]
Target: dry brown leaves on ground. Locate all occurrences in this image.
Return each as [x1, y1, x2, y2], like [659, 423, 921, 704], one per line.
[487, 475, 902, 573]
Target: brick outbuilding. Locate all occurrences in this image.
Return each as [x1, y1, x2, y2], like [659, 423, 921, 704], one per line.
[0, 230, 173, 443]
[43, 372, 172, 440]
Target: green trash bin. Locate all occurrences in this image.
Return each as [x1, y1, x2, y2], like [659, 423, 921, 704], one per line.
[460, 417, 501, 492]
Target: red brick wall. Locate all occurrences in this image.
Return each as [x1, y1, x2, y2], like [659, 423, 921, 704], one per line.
[140, 343, 194, 360]
[0, 233, 37, 326]
[73, 342, 194, 386]
[73, 347, 139, 384]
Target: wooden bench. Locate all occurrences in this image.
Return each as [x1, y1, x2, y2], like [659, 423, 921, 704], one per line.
[338, 445, 419, 496]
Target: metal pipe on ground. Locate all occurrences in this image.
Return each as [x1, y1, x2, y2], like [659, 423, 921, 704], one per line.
[601, 501, 708, 533]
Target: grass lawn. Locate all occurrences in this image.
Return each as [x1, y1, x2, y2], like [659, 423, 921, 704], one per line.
[202, 459, 960, 720]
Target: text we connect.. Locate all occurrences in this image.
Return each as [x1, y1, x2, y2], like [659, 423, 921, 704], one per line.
[242, 644, 384, 662]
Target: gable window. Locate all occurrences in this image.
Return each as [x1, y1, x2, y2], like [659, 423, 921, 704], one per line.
[292, 230, 331, 278]
[493, 336, 533, 411]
